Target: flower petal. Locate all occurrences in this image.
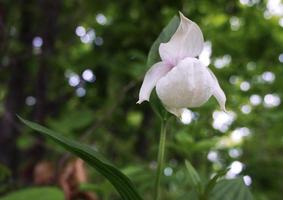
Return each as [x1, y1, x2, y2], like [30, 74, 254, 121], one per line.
[164, 106, 188, 118]
[208, 69, 227, 111]
[159, 12, 204, 66]
[156, 57, 213, 109]
[137, 62, 171, 104]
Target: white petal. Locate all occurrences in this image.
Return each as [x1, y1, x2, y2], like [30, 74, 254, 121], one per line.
[164, 106, 189, 118]
[159, 12, 204, 66]
[208, 69, 227, 111]
[137, 62, 171, 104]
[156, 57, 213, 109]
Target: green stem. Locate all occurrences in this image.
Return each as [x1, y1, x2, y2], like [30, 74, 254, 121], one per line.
[154, 119, 168, 200]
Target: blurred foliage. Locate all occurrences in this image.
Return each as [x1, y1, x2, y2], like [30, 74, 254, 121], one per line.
[0, 0, 283, 199]
[210, 178, 253, 200]
[0, 187, 64, 200]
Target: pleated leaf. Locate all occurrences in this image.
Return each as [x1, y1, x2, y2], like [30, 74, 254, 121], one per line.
[18, 117, 143, 200]
[202, 168, 230, 198]
[185, 160, 201, 188]
[210, 177, 253, 200]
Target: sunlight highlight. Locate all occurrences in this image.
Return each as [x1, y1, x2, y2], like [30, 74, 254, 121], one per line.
[226, 161, 244, 178]
[75, 26, 86, 37]
[266, 0, 283, 16]
[229, 148, 242, 158]
[230, 17, 241, 31]
[82, 69, 96, 82]
[68, 74, 80, 87]
[241, 104, 251, 114]
[164, 167, 173, 176]
[212, 111, 236, 132]
[264, 94, 281, 108]
[76, 87, 86, 97]
[243, 175, 252, 186]
[199, 41, 212, 67]
[214, 55, 231, 69]
[96, 13, 108, 25]
[240, 81, 250, 91]
[250, 94, 262, 106]
[180, 109, 193, 124]
[25, 96, 36, 106]
[262, 71, 275, 83]
[231, 127, 251, 143]
[32, 36, 43, 48]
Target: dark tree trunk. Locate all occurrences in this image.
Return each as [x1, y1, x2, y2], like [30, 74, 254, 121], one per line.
[22, 0, 62, 183]
[0, 1, 32, 176]
[0, 0, 61, 179]
[34, 0, 61, 123]
[29, 0, 61, 166]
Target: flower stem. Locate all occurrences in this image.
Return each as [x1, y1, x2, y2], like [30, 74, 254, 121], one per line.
[154, 119, 168, 200]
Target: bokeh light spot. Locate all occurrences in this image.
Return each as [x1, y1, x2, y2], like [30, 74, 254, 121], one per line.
[181, 109, 193, 124]
[250, 94, 262, 106]
[243, 175, 252, 186]
[199, 41, 212, 67]
[76, 87, 86, 97]
[68, 74, 80, 87]
[75, 26, 86, 37]
[164, 167, 173, 176]
[82, 69, 96, 82]
[212, 111, 236, 132]
[25, 96, 36, 106]
[32, 36, 43, 48]
[264, 94, 281, 108]
[96, 13, 107, 25]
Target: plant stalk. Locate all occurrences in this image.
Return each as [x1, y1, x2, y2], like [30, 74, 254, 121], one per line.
[154, 119, 168, 200]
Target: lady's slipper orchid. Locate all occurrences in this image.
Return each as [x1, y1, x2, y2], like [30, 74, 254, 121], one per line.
[137, 12, 226, 118]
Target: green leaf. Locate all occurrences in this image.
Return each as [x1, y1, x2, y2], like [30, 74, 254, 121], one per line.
[178, 189, 198, 200]
[48, 109, 94, 134]
[202, 168, 230, 198]
[147, 15, 180, 67]
[0, 187, 64, 200]
[18, 116, 143, 200]
[210, 177, 253, 200]
[185, 160, 201, 188]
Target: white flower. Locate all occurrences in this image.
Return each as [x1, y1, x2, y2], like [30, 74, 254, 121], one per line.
[137, 12, 226, 118]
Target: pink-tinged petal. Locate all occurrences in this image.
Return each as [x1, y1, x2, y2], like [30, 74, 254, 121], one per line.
[159, 12, 204, 66]
[137, 62, 171, 104]
[208, 69, 227, 111]
[156, 57, 213, 109]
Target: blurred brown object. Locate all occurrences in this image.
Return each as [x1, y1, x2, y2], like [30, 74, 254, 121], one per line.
[59, 158, 98, 200]
[33, 160, 55, 185]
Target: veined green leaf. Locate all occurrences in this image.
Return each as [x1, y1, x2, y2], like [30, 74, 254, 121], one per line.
[18, 116, 143, 200]
[210, 177, 253, 200]
[202, 167, 230, 198]
[185, 160, 201, 188]
[147, 15, 180, 67]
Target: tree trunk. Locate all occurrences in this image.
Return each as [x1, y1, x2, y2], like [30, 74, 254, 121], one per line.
[0, 1, 32, 176]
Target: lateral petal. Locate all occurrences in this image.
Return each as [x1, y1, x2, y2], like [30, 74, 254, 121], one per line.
[137, 62, 171, 104]
[208, 69, 227, 111]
